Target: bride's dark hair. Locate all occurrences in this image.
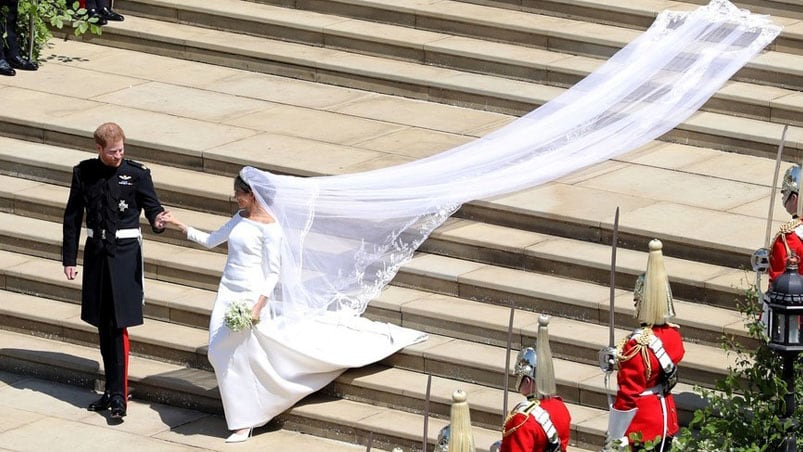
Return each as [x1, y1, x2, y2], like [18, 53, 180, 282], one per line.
[234, 175, 252, 194]
[236, 173, 274, 206]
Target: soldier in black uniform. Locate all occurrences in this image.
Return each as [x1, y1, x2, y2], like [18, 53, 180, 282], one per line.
[62, 122, 167, 419]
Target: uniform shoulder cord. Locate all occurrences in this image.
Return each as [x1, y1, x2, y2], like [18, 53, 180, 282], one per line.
[777, 219, 802, 258]
[502, 399, 538, 437]
[617, 327, 654, 381]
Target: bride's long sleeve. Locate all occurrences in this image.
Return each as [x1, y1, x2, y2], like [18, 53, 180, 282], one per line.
[259, 227, 282, 298]
[186, 215, 240, 249]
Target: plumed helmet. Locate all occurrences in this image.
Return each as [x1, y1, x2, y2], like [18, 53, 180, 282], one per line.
[634, 239, 676, 325]
[513, 347, 537, 394]
[782, 165, 801, 197]
[513, 315, 557, 398]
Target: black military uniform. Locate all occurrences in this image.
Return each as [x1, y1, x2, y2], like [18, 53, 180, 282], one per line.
[62, 157, 165, 416]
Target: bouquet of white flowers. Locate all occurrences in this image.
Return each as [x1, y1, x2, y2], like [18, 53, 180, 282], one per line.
[224, 300, 255, 332]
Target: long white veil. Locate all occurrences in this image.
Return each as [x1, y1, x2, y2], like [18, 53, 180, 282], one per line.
[242, 0, 781, 322]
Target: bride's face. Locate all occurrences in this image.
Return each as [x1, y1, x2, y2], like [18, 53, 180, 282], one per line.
[234, 188, 255, 211]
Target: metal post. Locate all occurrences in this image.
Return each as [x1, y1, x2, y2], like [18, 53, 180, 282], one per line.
[502, 301, 514, 418]
[27, 0, 36, 62]
[422, 373, 431, 452]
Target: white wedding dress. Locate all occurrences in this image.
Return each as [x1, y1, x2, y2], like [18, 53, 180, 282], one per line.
[187, 213, 427, 430]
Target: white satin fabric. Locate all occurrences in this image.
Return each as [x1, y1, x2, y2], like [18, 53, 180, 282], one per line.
[187, 214, 425, 429]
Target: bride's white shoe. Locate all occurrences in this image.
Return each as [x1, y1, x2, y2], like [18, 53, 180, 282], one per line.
[225, 427, 253, 443]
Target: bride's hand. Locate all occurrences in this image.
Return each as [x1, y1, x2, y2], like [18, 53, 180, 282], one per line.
[251, 297, 267, 324]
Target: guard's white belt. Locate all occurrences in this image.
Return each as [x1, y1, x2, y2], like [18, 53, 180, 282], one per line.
[86, 228, 142, 240]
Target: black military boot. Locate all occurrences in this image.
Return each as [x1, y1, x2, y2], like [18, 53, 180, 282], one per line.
[99, 6, 124, 21]
[87, 392, 112, 411]
[0, 59, 15, 76]
[8, 55, 37, 71]
[109, 395, 127, 418]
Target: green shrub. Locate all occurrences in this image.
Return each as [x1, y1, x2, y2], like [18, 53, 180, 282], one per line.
[6, 0, 100, 61]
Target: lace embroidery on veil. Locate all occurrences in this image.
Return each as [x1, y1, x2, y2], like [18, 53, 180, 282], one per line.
[242, 0, 780, 322]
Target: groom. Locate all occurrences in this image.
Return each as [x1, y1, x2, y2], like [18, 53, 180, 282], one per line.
[62, 122, 167, 419]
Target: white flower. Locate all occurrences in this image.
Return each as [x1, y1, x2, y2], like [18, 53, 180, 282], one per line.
[224, 300, 254, 332]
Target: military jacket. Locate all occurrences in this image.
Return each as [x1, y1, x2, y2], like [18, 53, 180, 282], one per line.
[613, 324, 685, 445]
[62, 158, 164, 327]
[501, 396, 571, 452]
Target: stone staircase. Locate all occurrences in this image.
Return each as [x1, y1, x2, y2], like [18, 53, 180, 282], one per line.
[0, 0, 800, 450]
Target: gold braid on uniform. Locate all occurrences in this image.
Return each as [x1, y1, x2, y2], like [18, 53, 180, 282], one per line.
[502, 400, 539, 437]
[775, 219, 803, 257]
[617, 327, 654, 381]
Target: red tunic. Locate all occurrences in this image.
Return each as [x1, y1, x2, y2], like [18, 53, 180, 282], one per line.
[769, 222, 803, 283]
[501, 396, 571, 452]
[613, 325, 685, 445]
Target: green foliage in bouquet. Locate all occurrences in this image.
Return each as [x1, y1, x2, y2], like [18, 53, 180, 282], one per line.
[670, 283, 803, 451]
[224, 300, 255, 333]
[6, 1, 101, 61]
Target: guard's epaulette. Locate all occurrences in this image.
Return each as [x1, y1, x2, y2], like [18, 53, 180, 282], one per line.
[502, 400, 538, 437]
[616, 327, 652, 360]
[777, 218, 803, 237]
[515, 400, 538, 415]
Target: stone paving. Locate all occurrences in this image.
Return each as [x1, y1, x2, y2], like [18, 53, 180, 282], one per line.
[0, 369, 374, 452]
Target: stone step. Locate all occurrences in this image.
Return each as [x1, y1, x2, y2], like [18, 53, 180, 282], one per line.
[0, 170, 749, 312]
[0, 106, 794, 272]
[0, 219, 739, 391]
[0, 208, 751, 350]
[109, 0, 803, 128]
[57, 11, 803, 132]
[0, 288, 690, 450]
[426, 218, 747, 311]
[2, 329, 587, 452]
[458, 0, 803, 48]
[240, 0, 803, 90]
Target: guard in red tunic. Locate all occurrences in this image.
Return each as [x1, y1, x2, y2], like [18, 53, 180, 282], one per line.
[500, 315, 571, 452]
[605, 239, 685, 451]
[769, 165, 803, 284]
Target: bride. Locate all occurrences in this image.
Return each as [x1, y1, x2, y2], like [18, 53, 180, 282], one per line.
[161, 173, 426, 442]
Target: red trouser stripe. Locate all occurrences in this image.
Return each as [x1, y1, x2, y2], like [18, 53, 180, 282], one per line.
[123, 328, 129, 400]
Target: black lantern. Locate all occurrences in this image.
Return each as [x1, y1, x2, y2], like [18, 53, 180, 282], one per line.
[765, 257, 803, 452]
[767, 261, 803, 352]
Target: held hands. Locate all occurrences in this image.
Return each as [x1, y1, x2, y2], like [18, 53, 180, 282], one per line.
[154, 210, 169, 230]
[157, 210, 188, 233]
